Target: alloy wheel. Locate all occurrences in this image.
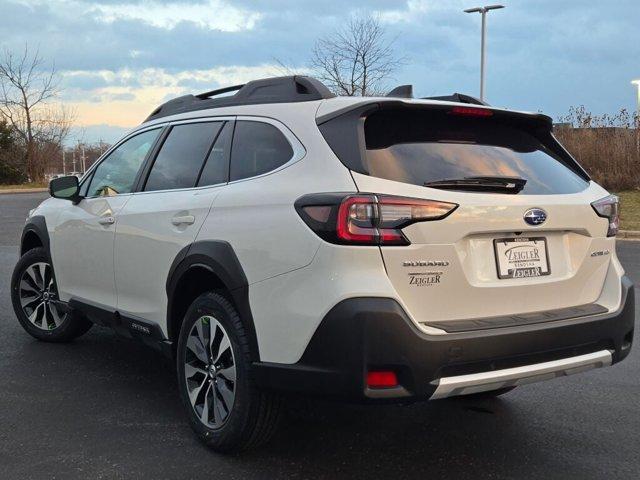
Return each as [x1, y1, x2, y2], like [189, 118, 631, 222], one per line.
[19, 262, 68, 330]
[184, 315, 237, 429]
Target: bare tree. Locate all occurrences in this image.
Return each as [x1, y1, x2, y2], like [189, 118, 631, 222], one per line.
[271, 58, 308, 77]
[0, 45, 73, 182]
[311, 16, 403, 96]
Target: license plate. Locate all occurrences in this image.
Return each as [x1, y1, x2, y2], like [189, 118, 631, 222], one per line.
[494, 237, 550, 279]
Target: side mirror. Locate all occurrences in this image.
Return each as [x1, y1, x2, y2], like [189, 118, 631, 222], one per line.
[49, 175, 81, 202]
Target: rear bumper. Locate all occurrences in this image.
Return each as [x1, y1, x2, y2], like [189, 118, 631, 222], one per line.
[253, 276, 635, 402]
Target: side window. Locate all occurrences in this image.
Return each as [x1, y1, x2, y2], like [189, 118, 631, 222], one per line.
[87, 129, 160, 197]
[229, 121, 294, 182]
[145, 122, 222, 192]
[197, 121, 233, 187]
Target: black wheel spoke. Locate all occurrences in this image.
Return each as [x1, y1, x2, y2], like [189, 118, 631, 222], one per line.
[21, 296, 42, 311]
[33, 264, 45, 290]
[42, 303, 52, 329]
[186, 334, 208, 364]
[20, 278, 39, 295]
[28, 302, 45, 325]
[215, 380, 234, 413]
[49, 302, 65, 327]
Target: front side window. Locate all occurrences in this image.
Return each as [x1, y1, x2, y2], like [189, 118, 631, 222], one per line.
[145, 122, 222, 192]
[229, 121, 293, 181]
[87, 129, 160, 197]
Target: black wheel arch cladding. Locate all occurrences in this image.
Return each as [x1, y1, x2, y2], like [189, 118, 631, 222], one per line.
[166, 240, 260, 361]
[21, 215, 50, 257]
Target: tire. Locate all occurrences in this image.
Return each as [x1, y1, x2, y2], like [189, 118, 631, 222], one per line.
[176, 292, 282, 453]
[11, 247, 92, 342]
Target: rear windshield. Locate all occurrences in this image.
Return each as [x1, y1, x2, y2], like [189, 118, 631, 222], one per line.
[363, 110, 588, 194]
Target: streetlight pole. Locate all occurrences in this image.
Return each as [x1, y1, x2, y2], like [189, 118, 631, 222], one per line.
[632, 80, 640, 152]
[464, 4, 505, 101]
[632, 80, 640, 127]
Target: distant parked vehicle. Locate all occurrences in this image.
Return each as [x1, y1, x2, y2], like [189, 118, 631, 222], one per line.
[46, 173, 81, 182]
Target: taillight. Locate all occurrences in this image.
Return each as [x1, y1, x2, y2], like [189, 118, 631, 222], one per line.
[591, 194, 620, 237]
[448, 106, 493, 117]
[295, 193, 458, 246]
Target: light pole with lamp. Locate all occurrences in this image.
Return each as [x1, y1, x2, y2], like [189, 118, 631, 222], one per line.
[464, 4, 505, 102]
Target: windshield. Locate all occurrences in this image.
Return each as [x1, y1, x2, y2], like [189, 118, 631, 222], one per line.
[363, 110, 589, 195]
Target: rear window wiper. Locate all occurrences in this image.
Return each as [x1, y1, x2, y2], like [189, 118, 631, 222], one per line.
[424, 176, 527, 194]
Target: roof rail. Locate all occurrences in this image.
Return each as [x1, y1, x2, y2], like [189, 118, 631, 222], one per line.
[422, 93, 489, 106]
[386, 85, 413, 98]
[195, 84, 245, 100]
[144, 75, 336, 122]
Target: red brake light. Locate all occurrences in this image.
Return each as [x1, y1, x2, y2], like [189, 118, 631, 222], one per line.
[449, 106, 493, 117]
[336, 196, 378, 243]
[296, 193, 458, 246]
[366, 371, 398, 388]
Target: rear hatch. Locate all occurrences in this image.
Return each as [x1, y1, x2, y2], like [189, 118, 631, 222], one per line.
[318, 101, 615, 329]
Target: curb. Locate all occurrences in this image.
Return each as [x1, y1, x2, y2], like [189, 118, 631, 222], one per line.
[618, 230, 640, 240]
[0, 188, 48, 195]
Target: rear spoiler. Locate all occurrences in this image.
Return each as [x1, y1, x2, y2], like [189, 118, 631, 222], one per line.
[316, 99, 553, 129]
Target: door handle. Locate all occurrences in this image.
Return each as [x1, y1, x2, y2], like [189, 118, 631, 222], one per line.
[98, 216, 115, 226]
[171, 215, 195, 226]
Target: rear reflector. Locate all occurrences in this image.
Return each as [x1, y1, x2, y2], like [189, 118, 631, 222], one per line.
[366, 371, 398, 388]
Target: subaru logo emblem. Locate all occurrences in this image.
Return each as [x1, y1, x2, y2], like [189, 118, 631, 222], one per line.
[524, 208, 547, 226]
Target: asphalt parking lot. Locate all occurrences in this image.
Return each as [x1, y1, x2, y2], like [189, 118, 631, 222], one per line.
[1, 192, 639, 480]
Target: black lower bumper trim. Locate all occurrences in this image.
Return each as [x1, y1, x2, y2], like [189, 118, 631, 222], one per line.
[425, 303, 609, 333]
[253, 277, 635, 402]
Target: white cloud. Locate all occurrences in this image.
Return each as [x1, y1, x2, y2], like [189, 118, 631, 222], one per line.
[90, 0, 262, 31]
[59, 64, 299, 127]
[62, 64, 288, 91]
[377, 0, 464, 24]
[15, 0, 262, 31]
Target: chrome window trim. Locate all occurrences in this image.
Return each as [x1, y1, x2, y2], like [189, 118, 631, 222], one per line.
[133, 181, 228, 196]
[81, 114, 305, 198]
[131, 115, 305, 196]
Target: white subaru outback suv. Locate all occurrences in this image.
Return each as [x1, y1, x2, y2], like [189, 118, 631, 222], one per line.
[11, 76, 635, 452]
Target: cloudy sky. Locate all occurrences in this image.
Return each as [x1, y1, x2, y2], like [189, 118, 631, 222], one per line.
[1, 0, 638, 144]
